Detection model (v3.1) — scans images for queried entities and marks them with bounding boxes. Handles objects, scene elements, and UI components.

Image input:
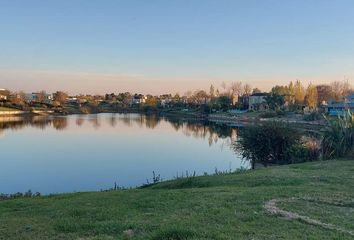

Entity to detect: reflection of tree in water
[52,117,68,130]
[108,114,117,127]
[0,114,238,148]
[121,114,133,127]
[88,115,100,129]
[0,116,51,131]
[76,117,85,126]
[144,115,160,129]
[163,116,238,147]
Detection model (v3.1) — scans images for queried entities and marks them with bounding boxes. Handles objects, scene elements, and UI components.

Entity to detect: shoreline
[0,108,328,128]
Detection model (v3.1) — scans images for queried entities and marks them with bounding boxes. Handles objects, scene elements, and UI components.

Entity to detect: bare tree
[243,83,252,96]
[229,81,243,97]
[36,91,47,103]
[193,90,209,104]
[209,84,215,99]
[330,79,352,101]
[221,81,227,94]
[53,91,68,106]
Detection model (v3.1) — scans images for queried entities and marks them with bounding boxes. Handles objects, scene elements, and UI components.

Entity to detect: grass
[0,107,18,112]
[0,160,354,239]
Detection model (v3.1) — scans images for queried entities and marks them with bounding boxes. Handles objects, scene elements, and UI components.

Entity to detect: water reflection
[0,113,245,194]
[0,114,238,147]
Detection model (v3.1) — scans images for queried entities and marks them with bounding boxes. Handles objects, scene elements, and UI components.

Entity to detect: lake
[0,113,247,194]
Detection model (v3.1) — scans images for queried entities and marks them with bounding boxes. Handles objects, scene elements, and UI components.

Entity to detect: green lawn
[0,160,353,239]
[0,107,18,112]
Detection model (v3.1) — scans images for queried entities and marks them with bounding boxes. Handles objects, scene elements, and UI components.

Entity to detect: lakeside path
[0,160,353,239]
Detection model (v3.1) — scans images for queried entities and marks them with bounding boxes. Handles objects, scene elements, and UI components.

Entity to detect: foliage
[288,143,320,163]
[216,95,231,111]
[235,122,301,168]
[303,111,322,121]
[265,93,285,110]
[322,111,354,158]
[330,79,352,102]
[53,91,68,106]
[305,83,318,109]
[294,80,306,104]
[259,111,278,118]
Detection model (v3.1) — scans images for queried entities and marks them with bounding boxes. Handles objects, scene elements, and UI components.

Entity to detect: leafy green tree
[265,93,285,110]
[217,95,231,111]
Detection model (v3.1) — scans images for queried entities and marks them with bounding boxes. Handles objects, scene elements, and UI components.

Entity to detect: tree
[53,91,68,106]
[252,88,261,94]
[193,90,209,105]
[209,85,215,99]
[9,91,26,106]
[294,80,305,104]
[330,79,352,102]
[265,93,285,110]
[36,91,47,103]
[316,84,332,105]
[217,95,231,111]
[229,81,243,97]
[221,81,227,94]
[271,85,289,96]
[305,83,318,109]
[243,84,252,96]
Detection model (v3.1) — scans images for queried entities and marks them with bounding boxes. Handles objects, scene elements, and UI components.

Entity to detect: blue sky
[0,0,354,94]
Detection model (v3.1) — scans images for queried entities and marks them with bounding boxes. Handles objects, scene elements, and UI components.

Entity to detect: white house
[25,93,53,103]
[248,93,269,111]
[131,95,147,104]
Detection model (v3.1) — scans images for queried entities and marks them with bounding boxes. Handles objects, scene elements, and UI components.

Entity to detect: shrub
[288,141,320,163]
[259,111,277,118]
[322,110,354,158]
[235,122,301,168]
[303,111,321,121]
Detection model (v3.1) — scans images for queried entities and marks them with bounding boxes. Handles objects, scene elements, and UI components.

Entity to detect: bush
[322,110,354,158]
[235,122,301,168]
[288,142,320,163]
[303,111,322,121]
[259,111,277,118]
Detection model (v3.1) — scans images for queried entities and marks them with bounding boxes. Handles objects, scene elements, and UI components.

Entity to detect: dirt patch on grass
[264,198,354,236]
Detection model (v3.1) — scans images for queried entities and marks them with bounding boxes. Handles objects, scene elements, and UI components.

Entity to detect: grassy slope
[0,160,353,240]
[0,107,18,112]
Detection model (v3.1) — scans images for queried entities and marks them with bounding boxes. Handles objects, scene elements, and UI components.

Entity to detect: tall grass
[322,110,354,158]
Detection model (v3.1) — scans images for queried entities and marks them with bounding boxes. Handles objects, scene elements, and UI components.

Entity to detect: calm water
[0,113,247,194]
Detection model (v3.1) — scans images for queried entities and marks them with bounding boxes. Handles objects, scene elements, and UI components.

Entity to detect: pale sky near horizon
[0,0,354,95]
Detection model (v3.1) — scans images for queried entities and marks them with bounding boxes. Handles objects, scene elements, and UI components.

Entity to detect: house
[25,93,53,103]
[248,93,269,111]
[326,93,354,116]
[159,94,174,108]
[131,94,147,105]
[0,88,9,100]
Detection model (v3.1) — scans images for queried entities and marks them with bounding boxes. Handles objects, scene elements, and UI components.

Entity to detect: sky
[0,0,354,95]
